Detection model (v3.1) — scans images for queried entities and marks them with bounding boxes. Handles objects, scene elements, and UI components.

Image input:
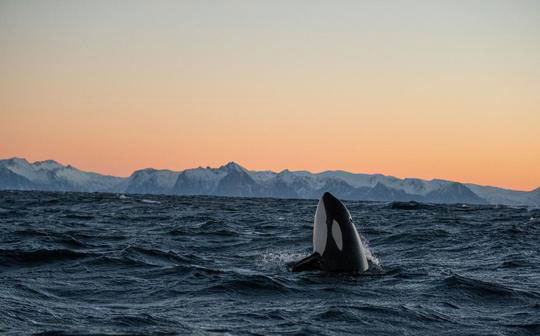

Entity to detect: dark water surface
[1,191,539,335]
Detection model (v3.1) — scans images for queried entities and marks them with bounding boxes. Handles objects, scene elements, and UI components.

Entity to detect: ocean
[0,190,539,335]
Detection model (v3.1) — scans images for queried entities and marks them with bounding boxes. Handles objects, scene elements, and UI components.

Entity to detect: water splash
[359,233,381,267]
[259,250,309,265]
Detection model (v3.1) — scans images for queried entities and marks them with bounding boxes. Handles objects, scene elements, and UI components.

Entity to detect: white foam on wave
[141,199,160,204]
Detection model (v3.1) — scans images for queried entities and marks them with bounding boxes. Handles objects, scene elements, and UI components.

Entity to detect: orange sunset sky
[1,1,539,191]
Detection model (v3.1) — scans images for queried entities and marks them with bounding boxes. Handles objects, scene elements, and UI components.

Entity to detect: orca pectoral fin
[288,252,322,272]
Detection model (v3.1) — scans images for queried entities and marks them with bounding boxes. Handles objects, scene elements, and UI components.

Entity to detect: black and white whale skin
[290,192,369,273]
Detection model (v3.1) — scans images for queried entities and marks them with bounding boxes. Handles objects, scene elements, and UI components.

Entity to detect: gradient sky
[1,1,539,190]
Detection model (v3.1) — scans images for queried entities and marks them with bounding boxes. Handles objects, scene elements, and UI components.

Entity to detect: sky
[1,1,539,191]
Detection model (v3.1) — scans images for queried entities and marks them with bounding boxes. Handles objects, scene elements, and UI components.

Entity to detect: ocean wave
[86,255,151,268]
[502,322,540,333]
[0,248,93,267]
[313,306,361,322]
[13,228,50,237]
[61,211,96,220]
[443,273,540,299]
[205,274,292,295]
[121,245,196,265]
[500,259,532,268]
[378,229,451,244]
[169,220,240,237]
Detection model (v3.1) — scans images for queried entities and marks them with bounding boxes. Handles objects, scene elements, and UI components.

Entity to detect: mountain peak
[34,160,64,170]
[219,161,246,172]
[35,159,59,164]
[5,157,29,165]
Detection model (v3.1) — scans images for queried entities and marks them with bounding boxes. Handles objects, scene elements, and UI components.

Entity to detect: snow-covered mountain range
[0,158,123,192]
[1,157,538,206]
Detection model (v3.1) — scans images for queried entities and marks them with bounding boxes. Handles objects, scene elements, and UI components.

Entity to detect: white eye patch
[332,220,343,251]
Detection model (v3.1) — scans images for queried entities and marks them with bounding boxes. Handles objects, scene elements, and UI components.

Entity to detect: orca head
[313,192,349,255]
[313,192,369,272]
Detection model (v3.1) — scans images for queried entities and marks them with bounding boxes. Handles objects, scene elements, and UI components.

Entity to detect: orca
[290,192,369,273]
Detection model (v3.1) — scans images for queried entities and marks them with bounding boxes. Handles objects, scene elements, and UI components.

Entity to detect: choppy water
[0,191,539,335]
